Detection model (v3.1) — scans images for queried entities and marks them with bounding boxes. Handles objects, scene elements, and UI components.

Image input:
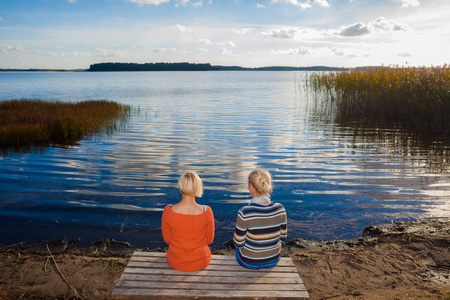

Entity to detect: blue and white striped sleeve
[233,210,247,249]
[280,207,287,242]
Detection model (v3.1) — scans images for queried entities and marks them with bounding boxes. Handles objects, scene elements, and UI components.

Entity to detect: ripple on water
[0,71,450,248]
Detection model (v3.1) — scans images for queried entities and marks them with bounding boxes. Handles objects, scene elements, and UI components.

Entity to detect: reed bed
[310,65,450,134]
[0,100,131,149]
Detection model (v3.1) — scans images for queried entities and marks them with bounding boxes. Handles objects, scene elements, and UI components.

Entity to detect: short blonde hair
[248,169,273,196]
[178,171,203,197]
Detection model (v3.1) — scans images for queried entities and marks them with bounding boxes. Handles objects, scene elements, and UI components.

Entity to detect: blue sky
[0,0,449,69]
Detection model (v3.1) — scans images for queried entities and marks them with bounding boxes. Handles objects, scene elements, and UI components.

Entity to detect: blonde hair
[248,169,273,196]
[178,171,203,197]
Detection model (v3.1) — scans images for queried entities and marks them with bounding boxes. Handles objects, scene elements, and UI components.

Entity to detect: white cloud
[173,24,191,33]
[270,0,311,9]
[262,27,299,38]
[332,47,345,56]
[95,48,112,57]
[399,0,420,8]
[68,0,76,3]
[371,17,409,32]
[338,22,370,36]
[271,0,330,9]
[258,17,409,43]
[313,0,329,7]
[337,17,410,37]
[220,48,232,55]
[0,46,26,54]
[127,0,170,5]
[154,47,177,52]
[398,52,412,57]
[257,4,266,8]
[95,48,130,57]
[174,0,203,7]
[198,38,213,45]
[271,45,368,59]
[235,28,255,35]
[71,51,85,58]
[271,46,312,55]
[183,37,235,49]
[183,37,214,45]
[217,41,235,47]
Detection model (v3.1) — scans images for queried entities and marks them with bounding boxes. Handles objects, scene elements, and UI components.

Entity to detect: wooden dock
[112,251,309,299]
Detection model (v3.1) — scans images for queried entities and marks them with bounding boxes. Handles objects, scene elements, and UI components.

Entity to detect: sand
[0,218,448,300]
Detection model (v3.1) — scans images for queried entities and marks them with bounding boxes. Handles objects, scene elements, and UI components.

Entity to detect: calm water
[0,71,449,249]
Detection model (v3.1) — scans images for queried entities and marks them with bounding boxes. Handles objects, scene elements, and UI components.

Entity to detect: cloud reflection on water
[0,71,449,247]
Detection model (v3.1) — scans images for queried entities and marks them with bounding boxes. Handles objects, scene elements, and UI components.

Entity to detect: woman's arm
[280,207,288,242]
[205,206,215,244]
[233,210,247,249]
[161,206,171,244]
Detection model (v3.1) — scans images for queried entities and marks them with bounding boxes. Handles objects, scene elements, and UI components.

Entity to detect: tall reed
[310,65,450,134]
[0,100,131,148]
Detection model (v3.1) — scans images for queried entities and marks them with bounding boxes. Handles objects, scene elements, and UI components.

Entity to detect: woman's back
[170,202,204,215]
[234,202,287,262]
[162,204,214,272]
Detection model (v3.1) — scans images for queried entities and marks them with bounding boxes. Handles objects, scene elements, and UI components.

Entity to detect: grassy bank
[0,100,131,150]
[310,65,450,134]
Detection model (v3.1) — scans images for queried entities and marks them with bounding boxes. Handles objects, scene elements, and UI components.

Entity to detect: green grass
[309,65,450,135]
[0,99,131,149]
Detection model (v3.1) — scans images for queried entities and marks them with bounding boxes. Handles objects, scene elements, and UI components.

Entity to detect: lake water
[0,71,449,249]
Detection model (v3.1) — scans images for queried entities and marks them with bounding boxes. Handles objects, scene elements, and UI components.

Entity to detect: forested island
[87,62,346,72]
[88,62,220,72]
[0,63,347,72]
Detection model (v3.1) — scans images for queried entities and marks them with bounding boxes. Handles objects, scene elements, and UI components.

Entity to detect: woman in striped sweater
[233,169,287,269]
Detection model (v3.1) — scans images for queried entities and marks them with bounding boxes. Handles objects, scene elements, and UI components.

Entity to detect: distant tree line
[88,62,348,72]
[219,66,346,71]
[88,62,220,72]
[0,63,349,73]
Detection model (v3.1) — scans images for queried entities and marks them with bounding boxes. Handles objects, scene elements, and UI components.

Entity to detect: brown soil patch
[0,219,448,300]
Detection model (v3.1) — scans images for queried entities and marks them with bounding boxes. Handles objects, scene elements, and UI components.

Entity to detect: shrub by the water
[0,100,131,148]
[310,65,450,134]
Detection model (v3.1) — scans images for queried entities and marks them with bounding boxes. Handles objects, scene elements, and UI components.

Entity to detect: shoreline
[1,217,449,299]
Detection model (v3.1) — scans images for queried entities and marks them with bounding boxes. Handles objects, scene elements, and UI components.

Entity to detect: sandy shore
[0,218,448,300]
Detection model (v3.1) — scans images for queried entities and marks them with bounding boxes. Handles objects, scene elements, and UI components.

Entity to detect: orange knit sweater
[161,205,215,272]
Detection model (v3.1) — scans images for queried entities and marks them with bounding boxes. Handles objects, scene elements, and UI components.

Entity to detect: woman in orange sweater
[161,171,215,272]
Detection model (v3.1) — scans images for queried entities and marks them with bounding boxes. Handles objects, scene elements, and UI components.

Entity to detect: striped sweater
[233,202,287,263]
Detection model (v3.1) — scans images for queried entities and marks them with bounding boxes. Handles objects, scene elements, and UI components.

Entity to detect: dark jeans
[235,249,280,270]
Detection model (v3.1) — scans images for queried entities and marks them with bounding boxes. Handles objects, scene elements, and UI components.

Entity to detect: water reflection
[0,71,449,248]
[307,88,450,175]
[68,201,164,212]
[334,126,450,173]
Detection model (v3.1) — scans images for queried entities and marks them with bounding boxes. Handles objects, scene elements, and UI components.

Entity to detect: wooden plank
[112,251,309,299]
[125,261,299,273]
[118,274,305,285]
[133,252,294,262]
[112,288,309,299]
[132,251,166,257]
[122,267,301,278]
[130,256,295,267]
[117,280,305,291]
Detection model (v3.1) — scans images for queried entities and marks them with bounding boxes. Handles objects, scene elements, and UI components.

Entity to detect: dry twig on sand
[0,242,25,250]
[46,243,84,300]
